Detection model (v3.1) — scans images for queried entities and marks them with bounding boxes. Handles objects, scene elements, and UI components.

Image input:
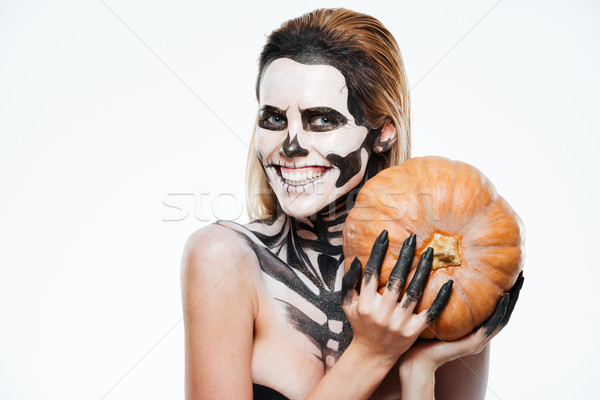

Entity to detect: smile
[268,162,332,190]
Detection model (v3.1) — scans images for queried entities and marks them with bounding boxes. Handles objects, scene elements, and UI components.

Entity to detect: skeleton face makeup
[255,58,374,218]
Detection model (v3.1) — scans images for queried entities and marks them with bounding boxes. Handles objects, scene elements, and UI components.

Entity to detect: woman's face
[255,58,372,218]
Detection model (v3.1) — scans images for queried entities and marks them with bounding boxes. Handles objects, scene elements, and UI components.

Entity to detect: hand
[341,230,454,366]
[399,272,524,373]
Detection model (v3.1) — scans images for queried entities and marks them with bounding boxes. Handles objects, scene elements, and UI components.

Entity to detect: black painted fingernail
[378,230,389,243]
[407,234,416,247]
[424,247,434,259]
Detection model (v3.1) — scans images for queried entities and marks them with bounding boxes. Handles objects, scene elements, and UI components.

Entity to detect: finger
[341,257,362,306]
[384,234,416,296]
[402,247,434,310]
[425,279,453,324]
[500,271,524,327]
[482,293,509,336]
[363,230,389,287]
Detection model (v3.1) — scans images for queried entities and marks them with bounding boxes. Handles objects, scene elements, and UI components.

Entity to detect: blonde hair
[246,8,411,220]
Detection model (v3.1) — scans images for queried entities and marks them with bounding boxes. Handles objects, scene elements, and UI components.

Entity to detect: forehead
[259,58,349,112]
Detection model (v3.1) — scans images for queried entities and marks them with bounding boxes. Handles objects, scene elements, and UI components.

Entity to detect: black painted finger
[363,230,389,285]
[341,257,362,305]
[482,293,509,336]
[402,247,434,309]
[501,272,524,327]
[385,234,416,295]
[426,280,453,324]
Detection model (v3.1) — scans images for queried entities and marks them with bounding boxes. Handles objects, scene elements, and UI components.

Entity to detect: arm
[435,346,490,400]
[181,225,258,399]
[398,345,490,400]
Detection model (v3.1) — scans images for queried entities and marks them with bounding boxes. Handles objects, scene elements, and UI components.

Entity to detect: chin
[278,196,332,219]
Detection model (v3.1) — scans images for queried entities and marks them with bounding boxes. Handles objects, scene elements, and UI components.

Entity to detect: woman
[181,8,522,399]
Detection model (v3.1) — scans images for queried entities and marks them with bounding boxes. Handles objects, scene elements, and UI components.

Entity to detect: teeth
[281,169,326,186]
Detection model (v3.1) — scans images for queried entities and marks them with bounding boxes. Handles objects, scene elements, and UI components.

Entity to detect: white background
[1,0,598,399]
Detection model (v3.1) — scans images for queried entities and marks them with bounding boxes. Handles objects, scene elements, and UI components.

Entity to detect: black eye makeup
[258,105,288,131]
[301,107,348,132]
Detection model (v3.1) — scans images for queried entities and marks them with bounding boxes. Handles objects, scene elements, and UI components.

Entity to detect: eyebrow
[300,106,348,122]
[259,105,288,115]
[299,106,344,115]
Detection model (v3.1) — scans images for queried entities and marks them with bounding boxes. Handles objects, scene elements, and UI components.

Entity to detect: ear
[373,119,397,153]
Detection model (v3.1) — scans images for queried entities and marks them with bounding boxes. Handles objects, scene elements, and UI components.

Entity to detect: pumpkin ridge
[459,195,498,240]
[462,246,520,287]
[462,268,494,334]
[448,162,496,232]
[462,197,523,248]
[455,279,476,334]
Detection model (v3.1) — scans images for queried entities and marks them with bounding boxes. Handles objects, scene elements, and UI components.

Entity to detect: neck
[288,189,354,252]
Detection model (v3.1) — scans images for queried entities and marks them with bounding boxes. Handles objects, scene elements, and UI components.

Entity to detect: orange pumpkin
[343,156,524,340]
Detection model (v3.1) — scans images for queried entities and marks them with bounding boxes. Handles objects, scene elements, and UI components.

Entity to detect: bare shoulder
[183,222,255,268]
[181,222,260,304]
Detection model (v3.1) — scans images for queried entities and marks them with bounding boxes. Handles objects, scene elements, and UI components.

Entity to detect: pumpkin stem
[427,232,462,270]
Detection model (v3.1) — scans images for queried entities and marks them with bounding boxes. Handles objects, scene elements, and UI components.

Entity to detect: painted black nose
[279,132,309,158]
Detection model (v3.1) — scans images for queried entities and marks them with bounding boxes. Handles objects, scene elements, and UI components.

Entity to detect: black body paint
[403,247,434,309]
[224,220,352,367]
[326,127,382,188]
[363,230,388,285]
[279,132,309,158]
[346,93,366,126]
[326,150,363,188]
[426,280,453,324]
[217,197,355,368]
[385,234,416,294]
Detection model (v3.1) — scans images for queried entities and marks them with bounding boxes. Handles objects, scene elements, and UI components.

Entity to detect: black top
[252,383,290,400]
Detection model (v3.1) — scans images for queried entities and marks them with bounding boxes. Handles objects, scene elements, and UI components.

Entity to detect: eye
[301,107,348,132]
[312,117,333,127]
[268,115,285,126]
[258,109,287,131]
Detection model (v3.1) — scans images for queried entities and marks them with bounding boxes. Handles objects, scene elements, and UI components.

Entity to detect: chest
[250,267,349,399]
[251,276,401,400]
[238,222,400,399]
